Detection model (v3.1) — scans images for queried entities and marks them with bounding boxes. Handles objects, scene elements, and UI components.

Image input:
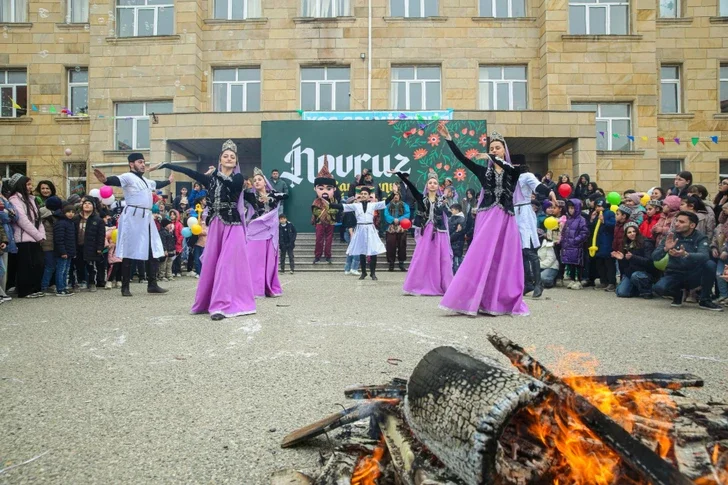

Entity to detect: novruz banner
[261,119,487,232]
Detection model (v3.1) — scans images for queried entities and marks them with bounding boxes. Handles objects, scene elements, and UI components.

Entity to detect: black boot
[146,258,168,294]
[211,313,225,321]
[530,250,544,299]
[370,256,378,281]
[359,255,367,280]
[398,262,407,272]
[121,258,133,297]
[388,263,394,272]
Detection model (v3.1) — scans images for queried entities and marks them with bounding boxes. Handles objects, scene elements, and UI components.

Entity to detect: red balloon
[558,183,572,198]
[400,218,412,230]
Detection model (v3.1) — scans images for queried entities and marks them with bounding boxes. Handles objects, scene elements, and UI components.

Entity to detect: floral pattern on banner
[389,120,488,193]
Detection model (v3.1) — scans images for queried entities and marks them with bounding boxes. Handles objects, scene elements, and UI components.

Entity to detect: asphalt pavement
[1,271,726,484]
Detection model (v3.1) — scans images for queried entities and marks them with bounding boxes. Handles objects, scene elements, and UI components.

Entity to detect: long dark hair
[684,195,707,213]
[35,180,56,199]
[652,187,666,200]
[713,178,728,206]
[11,176,40,229]
[623,224,645,250]
[465,188,476,201]
[688,184,708,201]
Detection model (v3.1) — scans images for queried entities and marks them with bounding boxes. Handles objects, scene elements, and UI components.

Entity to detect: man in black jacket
[279,214,297,274]
[652,211,722,311]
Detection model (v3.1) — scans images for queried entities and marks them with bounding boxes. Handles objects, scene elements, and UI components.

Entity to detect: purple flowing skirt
[247,238,282,298]
[191,218,256,317]
[439,207,529,316]
[403,223,453,296]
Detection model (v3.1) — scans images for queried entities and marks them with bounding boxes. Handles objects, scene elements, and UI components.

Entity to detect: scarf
[387,201,405,218]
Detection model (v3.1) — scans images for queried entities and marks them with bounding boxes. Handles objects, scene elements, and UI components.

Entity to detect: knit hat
[62,204,75,213]
[67,194,81,205]
[8,173,23,189]
[626,193,643,205]
[542,200,553,210]
[128,152,145,163]
[44,195,62,211]
[160,218,172,228]
[617,204,634,215]
[39,207,52,220]
[647,199,663,208]
[595,198,608,208]
[624,221,640,233]
[180,196,189,206]
[663,195,681,212]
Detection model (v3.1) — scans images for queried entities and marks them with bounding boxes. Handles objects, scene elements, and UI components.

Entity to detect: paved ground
[1,271,726,484]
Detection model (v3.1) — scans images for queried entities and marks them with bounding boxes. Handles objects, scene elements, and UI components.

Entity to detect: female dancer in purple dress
[153,140,256,320]
[390,170,453,296]
[244,167,287,298]
[437,123,529,316]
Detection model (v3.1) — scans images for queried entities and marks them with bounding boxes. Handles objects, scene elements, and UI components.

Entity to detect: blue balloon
[189,211,197,218]
[181,227,192,238]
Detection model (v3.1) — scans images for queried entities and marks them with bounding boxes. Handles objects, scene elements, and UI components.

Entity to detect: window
[301,0,349,17]
[0,0,27,22]
[720,160,728,180]
[0,162,26,183]
[300,67,350,111]
[391,0,437,17]
[721,64,728,113]
[479,0,525,17]
[569,0,628,35]
[659,0,678,18]
[479,66,527,110]
[117,0,174,37]
[66,163,87,197]
[0,70,27,118]
[213,68,260,112]
[213,0,260,19]
[67,0,88,22]
[68,68,88,116]
[115,101,172,150]
[722,0,728,16]
[660,159,682,190]
[391,66,441,110]
[572,102,631,151]
[660,65,680,114]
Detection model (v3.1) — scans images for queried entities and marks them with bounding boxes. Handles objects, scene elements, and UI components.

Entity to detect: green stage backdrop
[261,119,487,232]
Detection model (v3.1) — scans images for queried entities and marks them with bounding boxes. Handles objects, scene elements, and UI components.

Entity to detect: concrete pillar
[571,137,597,180]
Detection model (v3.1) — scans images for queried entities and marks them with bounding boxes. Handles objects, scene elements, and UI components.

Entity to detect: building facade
[1,0,727,197]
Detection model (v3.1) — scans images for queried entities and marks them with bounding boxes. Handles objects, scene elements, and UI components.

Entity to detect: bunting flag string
[595,131,719,146]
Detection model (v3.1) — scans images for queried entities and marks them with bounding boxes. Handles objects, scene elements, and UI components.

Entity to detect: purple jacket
[560,199,589,265]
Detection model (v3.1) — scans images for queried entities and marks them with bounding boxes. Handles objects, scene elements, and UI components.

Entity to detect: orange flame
[351,438,386,485]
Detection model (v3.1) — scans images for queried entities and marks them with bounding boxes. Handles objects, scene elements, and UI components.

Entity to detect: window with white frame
[719,160,728,180]
[391,66,441,111]
[213,0,260,20]
[66,163,87,197]
[0,162,26,183]
[391,0,437,17]
[67,0,88,22]
[0,70,27,118]
[572,102,632,151]
[659,0,678,18]
[660,65,681,114]
[117,0,174,37]
[479,66,527,110]
[721,64,728,113]
[660,159,682,190]
[479,0,525,17]
[0,0,27,22]
[68,68,88,116]
[721,0,727,16]
[569,0,628,35]
[300,67,350,111]
[213,68,261,112]
[115,101,172,150]
[302,0,349,17]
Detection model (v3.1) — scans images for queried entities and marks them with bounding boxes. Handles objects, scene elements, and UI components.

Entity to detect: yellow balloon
[191,224,203,236]
[110,229,118,243]
[640,194,650,206]
[610,204,619,212]
[544,216,559,231]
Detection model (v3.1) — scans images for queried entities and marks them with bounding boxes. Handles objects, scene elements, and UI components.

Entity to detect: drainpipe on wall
[367,0,372,110]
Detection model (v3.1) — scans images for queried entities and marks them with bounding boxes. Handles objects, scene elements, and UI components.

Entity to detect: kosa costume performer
[438,126,529,316]
[394,170,453,296]
[244,167,287,298]
[154,140,256,320]
[336,186,386,280]
[311,157,339,264]
[93,152,171,297]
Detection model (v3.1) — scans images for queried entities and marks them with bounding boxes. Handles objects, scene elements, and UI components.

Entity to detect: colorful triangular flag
[9,98,21,110]
[613,133,620,138]
[31,104,38,112]
[398,113,407,119]
[415,114,424,121]
[658,137,665,145]
[49,105,57,114]
[711,136,719,144]
[296,109,303,116]
[432,115,440,121]
[98,114,104,118]
[641,136,648,141]
[599,131,605,137]
[691,137,699,146]
[674,137,680,145]
[627,135,635,142]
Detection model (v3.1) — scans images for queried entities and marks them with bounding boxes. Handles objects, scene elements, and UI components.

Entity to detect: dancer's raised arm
[389,171,425,212]
[156,163,211,187]
[437,123,487,186]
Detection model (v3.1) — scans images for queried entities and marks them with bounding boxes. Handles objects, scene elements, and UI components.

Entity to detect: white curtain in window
[303,0,316,16]
[71,0,89,22]
[320,0,332,16]
[15,0,26,21]
[247,0,261,17]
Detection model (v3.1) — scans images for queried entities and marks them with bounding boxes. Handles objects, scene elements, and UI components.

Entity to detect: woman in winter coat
[681,195,715,236]
[0,191,18,297]
[612,222,657,299]
[34,180,57,208]
[74,196,106,292]
[168,209,184,277]
[8,174,46,298]
[651,195,681,247]
[711,204,728,303]
[573,174,591,201]
[559,199,590,289]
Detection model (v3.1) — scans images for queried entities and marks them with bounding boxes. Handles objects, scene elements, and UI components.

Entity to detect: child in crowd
[105,224,122,289]
[279,214,297,274]
[75,196,106,292]
[612,222,657,299]
[589,199,616,290]
[341,204,361,276]
[449,203,466,274]
[652,195,681,247]
[640,200,662,240]
[559,199,589,289]
[193,218,207,278]
[39,196,61,293]
[53,204,77,297]
[0,218,8,303]
[623,193,645,224]
[159,219,176,282]
[538,228,560,288]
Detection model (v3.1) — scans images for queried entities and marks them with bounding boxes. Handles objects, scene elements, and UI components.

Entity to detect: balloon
[110,229,118,243]
[544,216,559,231]
[191,224,203,236]
[102,195,115,206]
[640,194,650,206]
[187,217,198,228]
[654,254,669,271]
[181,227,192,238]
[610,204,619,212]
[400,218,412,230]
[188,211,197,219]
[558,183,571,198]
[89,188,101,199]
[64,148,72,156]
[607,191,621,206]
[99,186,113,199]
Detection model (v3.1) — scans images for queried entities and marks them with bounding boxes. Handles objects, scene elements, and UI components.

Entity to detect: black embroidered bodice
[395,172,450,231]
[243,191,288,219]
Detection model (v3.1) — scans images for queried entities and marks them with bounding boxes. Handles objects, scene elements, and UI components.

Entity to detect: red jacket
[639,214,659,240]
[173,220,183,253]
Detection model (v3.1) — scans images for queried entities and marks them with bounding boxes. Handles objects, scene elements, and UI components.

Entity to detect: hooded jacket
[39,207,55,252]
[573,174,591,201]
[53,215,77,259]
[652,229,710,275]
[74,212,106,262]
[639,212,660,240]
[9,193,45,244]
[590,206,616,259]
[560,199,589,265]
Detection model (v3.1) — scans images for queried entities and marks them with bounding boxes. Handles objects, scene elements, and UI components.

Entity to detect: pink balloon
[99,186,113,199]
